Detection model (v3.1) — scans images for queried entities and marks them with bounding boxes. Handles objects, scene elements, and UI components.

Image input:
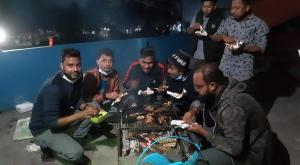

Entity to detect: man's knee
[64,146,84,161]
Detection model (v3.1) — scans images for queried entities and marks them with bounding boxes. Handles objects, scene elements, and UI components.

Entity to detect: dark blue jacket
[29,72,82,136]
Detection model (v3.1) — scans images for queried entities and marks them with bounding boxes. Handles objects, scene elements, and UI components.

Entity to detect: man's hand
[187,123,208,137]
[156,84,168,94]
[222,35,236,44]
[79,106,99,118]
[183,108,198,124]
[57,106,99,127]
[128,79,139,90]
[190,23,201,30]
[187,23,201,34]
[93,94,104,103]
[106,92,119,100]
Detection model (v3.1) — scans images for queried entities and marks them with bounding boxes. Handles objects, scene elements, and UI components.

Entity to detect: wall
[0,34,191,110]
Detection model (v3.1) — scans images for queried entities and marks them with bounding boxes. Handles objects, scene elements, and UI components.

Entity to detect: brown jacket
[82,67,120,102]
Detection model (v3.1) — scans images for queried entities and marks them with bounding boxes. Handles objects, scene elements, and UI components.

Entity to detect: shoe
[82,142,97,151]
[122,148,130,156]
[73,154,92,165]
[41,147,55,162]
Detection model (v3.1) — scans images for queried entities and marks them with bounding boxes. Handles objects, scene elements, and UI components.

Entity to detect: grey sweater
[205,79,271,165]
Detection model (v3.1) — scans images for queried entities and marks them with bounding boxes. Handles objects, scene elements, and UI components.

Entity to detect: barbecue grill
[107,92,180,164]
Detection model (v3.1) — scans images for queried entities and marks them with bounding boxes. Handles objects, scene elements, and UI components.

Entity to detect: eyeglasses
[194,84,204,91]
[194,82,209,91]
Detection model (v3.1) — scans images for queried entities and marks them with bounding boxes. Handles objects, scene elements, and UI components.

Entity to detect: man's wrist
[205,132,215,142]
[189,108,198,115]
[80,103,88,111]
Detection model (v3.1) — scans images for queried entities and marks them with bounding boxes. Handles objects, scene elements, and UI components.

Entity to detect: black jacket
[191,9,225,62]
[123,61,164,91]
[166,70,198,114]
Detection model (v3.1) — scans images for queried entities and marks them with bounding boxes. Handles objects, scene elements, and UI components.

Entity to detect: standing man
[123,47,164,91]
[184,63,271,165]
[29,48,98,164]
[210,0,269,81]
[187,0,224,68]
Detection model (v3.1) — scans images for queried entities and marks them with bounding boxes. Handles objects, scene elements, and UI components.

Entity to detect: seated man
[29,48,98,164]
[158,50,200,116]
[123,47,164,91]
[184,63,271,165]
[82,48,120,109]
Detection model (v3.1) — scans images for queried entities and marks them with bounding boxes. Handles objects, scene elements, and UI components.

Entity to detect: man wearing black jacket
[158,50,200,116]
[29,48,98,164]
[187,0,224,68]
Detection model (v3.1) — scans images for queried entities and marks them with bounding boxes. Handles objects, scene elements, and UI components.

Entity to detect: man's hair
[195,63,227,85]
[202,0,217,5]
[240,0,254,5]
[140,47,156,58]
[97,48,114,60]
[61,48,81,62]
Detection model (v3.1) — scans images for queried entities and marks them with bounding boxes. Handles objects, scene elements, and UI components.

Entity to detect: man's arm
[187,22,201,34]
[242,45,264,55]
[57,106,98,127]
[183,100,203,124]
[188,104,248,156]
[244,21,269,56]
[82,71,104,102]
[42,86,98,128]
[105,73,121,100]
[206,105,247,156]
[209,19,229,43]
[209,34,224,42]
[123,62,139,89]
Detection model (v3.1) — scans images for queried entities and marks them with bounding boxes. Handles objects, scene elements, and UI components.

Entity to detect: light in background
[0,27,7,44]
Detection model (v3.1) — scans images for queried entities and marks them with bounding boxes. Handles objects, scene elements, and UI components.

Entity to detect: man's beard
[64,71,81,81]
[199,92,216,108]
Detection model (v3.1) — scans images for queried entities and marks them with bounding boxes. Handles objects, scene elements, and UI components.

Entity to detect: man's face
[61,56,81,80]
[97,54,113,71]
[167,64,182,79]
[231,0,250,21]
[139,56,155,73]
[202,1,216,17]
[193,72,210,97]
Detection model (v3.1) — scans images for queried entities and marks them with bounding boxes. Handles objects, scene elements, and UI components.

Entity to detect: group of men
[29,0,272,164]
[188,0,268,82]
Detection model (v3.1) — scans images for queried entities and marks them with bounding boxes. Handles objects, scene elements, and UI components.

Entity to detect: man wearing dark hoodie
[158,50,200,116]
[184,63,271,165]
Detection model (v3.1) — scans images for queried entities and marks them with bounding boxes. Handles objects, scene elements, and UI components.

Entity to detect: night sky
[0,0,232,33]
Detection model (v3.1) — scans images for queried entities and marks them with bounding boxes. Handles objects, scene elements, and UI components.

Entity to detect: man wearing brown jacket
[82,48,120,104]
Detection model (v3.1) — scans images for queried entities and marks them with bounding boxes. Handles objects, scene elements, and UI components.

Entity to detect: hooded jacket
[204,79,271,165]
